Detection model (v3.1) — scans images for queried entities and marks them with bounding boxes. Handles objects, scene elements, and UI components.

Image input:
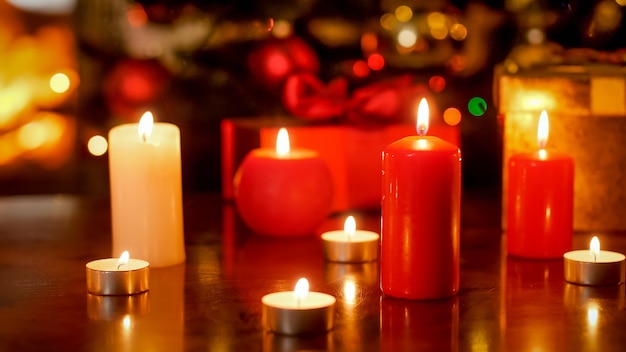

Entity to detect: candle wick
[593,252,597,263]
[142,133,147,143]
[117,263,125,270]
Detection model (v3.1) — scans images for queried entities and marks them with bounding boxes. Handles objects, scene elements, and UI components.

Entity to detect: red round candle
[507,111,574,258]
[381,98,462,300]
[234,128,333,236]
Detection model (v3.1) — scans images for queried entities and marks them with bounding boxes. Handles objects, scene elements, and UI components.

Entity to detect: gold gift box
[495,63,626,231]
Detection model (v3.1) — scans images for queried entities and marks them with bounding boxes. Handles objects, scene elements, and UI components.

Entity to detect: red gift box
[221,117,460,212]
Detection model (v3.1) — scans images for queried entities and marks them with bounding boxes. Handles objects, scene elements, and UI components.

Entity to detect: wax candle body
[321,230,379,262]
[234,148,333,236]
[507,150,574,258]
[381,136,461,299]
[109,123,185,267]
[564,250,625,286]
[262,291,336,335]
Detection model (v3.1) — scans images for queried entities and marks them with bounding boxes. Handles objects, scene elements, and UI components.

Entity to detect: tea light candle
[564,236,626,286]
[507,110,574,258]
[381,98,461,300]
[108,111,185,267]
[262,278,336,335]
[321,216,379,262]
[234,128,333,236]
[86,251,150,295]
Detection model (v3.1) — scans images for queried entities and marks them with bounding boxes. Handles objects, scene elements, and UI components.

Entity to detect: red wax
[506,149,574,258]
[381,136,461,299]
[234,148,333,236]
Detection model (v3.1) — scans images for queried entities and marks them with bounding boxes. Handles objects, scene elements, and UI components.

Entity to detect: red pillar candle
[234,128,333,236]
[507,110,574,258]
[381,98,462,300]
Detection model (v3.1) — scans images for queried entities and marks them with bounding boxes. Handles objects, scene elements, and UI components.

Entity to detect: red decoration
[247,37,320,92]
[345,75,436,124]
[281,73,347,121]
[103,58,171,120]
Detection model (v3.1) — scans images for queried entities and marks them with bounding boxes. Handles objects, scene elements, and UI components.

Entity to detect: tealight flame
[294,278,309,306]
[590,236,600,262]
[537,110,549,150]
[138,111,154,142]
[416,98,429,136]
[116,251,130,270]
[344,216,356,240]
[276,128,290,157]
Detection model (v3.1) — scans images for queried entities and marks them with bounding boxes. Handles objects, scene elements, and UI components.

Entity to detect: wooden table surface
[1,190,625,351]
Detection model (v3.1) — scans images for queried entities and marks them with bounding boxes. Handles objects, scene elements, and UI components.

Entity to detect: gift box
[495,63,626,231]
[221,117,460,212]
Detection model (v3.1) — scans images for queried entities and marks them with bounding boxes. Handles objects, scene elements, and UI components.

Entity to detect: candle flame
[116,251,130,270]
[294,277,309,304]
[590,236,600,262]
[138,111,154,142]
[344,216,356,240]
[416,98,429,136]
[276,128,290,157]
[537,110,549,150]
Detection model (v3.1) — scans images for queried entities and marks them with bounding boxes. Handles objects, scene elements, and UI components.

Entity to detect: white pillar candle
[321,216,379,262]
[564,236,626,286]
[108,112,185,267]
[262,278,336,335]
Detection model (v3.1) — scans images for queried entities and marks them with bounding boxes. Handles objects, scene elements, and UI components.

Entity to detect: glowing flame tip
[416,98,429,136]
[294,278,309,301]
[116,251,130,269]
[537,110,549,149]
[276,128,290,156]
[590,236,600,262]
[138,111,154,142]
[344,216,356,237]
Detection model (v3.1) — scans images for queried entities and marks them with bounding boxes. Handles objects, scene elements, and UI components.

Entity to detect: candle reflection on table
[86,264,185,351]
[380,295,459,352]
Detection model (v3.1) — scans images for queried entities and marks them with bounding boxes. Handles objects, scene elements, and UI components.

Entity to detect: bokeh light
[526,28,544,45]
[618,0,626,6]
[352,60,370,78]
[468,97,488,117]
[380,13,397,31]
[271,19,291,38]
[443,107,462,125]
[88,135,108,156]
[126,4,147,27]
[450,23,467,41]
[49,72,70,93]
[397,28,417,48]
[367,53,384,70]
[361,32,378,53]
[395,6,413,22]
[427,12,449,39]
[428,75,446,92]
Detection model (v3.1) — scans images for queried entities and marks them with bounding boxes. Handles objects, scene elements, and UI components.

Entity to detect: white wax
[564,250,625,263]
[321,230,379,243]
[86,258,150,272]
[262,291,336,310]
[108,122,185,267]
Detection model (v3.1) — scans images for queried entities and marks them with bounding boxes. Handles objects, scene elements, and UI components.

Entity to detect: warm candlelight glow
[590,236,600,262]
[294,278,309,306]
[587,302,599,328]
[138,111,154,142]
[537,110,549,150]
[343,278,356,304]
[276,127,290,157]
[344,216,356,239]
[116,250,130,269]
[416,98,429,136]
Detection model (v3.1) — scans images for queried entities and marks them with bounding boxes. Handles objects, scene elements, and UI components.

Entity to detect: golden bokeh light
[87,135,108,156]
[395,6,413,22]
[49,72,70,93]
[380,13,397,31]
[397,28,417,48]
[450,23,467,41]
[271,19,292,38]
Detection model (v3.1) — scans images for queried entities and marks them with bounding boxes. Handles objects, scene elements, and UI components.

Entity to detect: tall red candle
[234,128,333,236]
[507,110,574,258]
[381,98,461,300]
